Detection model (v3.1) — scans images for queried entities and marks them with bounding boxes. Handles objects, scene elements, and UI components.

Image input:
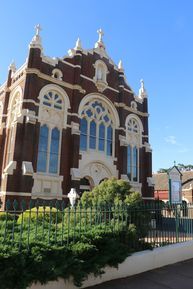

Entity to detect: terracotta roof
[153,171,193,191]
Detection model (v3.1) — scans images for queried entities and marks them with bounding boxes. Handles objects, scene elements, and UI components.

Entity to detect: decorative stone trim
[80,74,119,93]
[130,182,142,194]
[120,174,129,181]
[71,122,80,135]
[144,142,152,153]
[26,68,86,94]
[25,109,36,124]
[3,161,17,175]
[0,191,32,197]
[70,168,81,181]
[22,161,34,176]
[119,135,127,146]
[32,173,63,197]
[147,177,155,187]
[114,102,149,117]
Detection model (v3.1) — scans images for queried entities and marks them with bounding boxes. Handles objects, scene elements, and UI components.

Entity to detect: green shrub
[17,207,62,225]
[0,212,14,221]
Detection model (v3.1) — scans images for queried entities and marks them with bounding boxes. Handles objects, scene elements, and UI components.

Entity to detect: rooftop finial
[138,79,147,98]
[97,28,104,43]
[29,24,43,50]
[74,37,82,51]
[35,24,42,36]
[118,60,124,72]
[9,60,16,73]
[95,28,105,49]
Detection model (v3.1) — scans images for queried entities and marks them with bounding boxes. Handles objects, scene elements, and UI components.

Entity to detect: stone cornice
[25,68,86,94]
[114,102,149,117]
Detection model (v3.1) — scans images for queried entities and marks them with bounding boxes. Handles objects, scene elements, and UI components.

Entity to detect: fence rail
[0,200,193,251]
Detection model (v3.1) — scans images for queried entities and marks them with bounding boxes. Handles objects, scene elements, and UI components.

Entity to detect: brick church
[0,25,154,207]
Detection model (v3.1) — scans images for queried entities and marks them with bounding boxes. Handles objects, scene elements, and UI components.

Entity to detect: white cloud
[177,148,189,153]
[165,135,177,145]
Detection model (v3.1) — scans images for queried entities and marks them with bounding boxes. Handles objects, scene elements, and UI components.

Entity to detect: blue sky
[0,0,193,172]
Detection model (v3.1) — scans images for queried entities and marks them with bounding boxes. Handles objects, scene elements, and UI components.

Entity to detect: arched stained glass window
[37,125,49,172]
[49,128,60,174]
[37,126,60,174]
[126,116,141,183]
[133,146,138,182]
[80,100,114,156]
[127,145,139,182]
[106,125,112,156]
[98,123,105,151]
[127,118,139,133]
[127,145,138,182]
[80,118,88,151]
[89,120,96,149]
[43,91,63,110]
[127,145,131,180]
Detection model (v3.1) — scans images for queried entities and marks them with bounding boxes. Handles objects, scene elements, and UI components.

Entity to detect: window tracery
[43,91,63,110]
[127,118,139,133]
[80,100,114,156]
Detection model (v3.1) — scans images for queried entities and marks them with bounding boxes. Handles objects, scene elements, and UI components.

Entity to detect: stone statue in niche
[97,66,103,81]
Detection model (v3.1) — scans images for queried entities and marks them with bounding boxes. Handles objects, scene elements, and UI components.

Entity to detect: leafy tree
[157,163,193,173]
[80,178,142,207]
[157,168,169,173]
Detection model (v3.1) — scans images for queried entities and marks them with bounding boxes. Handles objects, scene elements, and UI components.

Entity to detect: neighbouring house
[0,25,154,208]
[153,171,193,203]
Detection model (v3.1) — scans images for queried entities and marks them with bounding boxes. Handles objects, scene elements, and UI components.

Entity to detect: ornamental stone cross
[97,28,104,42]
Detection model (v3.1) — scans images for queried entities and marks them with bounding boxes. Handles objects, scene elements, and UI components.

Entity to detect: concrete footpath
[86,258,193,289]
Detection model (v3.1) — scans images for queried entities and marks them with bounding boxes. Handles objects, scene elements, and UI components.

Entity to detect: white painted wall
[28,240,193,289]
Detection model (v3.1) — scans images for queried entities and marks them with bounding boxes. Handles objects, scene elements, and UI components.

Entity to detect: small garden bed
[0,179,151,289]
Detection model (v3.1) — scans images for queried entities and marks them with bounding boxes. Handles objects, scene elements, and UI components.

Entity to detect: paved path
[87,259,193,289]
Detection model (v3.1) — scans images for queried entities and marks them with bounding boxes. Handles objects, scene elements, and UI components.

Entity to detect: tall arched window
[89,120,96,149]
[6,89,22,164]
[80,100,114,156]
[49,128,60,174]
[80,118,88,150]
[37,125,49,172]
[37,125,60,174]
[98,123,105,151]
[107,125,112,156]
[126,116,142,183]
[37,87,65,175]
[7,90,22,127]
[127,145,138,182]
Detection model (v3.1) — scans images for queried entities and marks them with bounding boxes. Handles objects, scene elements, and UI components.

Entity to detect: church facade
[0,26,154,207]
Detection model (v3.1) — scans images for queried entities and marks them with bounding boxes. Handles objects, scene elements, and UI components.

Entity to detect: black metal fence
[0,200,193,251]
